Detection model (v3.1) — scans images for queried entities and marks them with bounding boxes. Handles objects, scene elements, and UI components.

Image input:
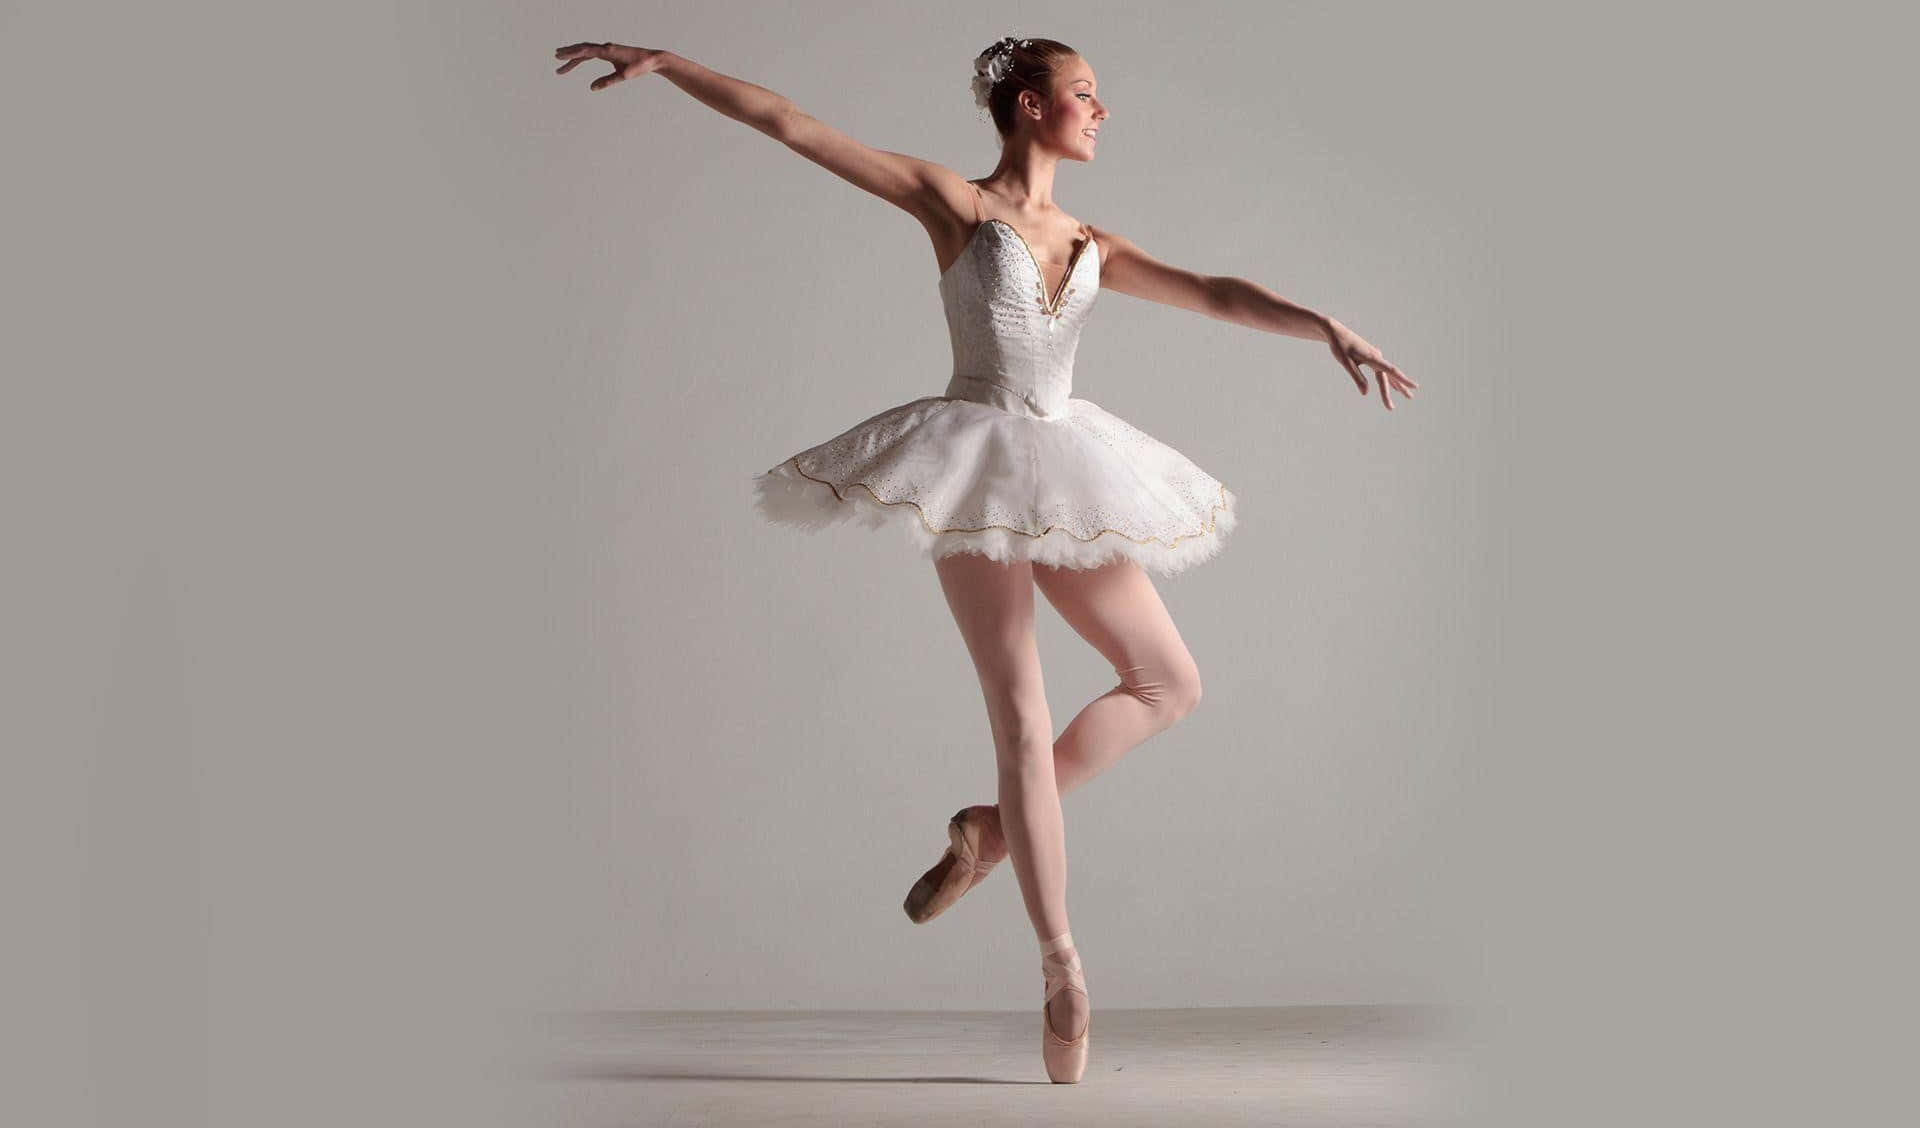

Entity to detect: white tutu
[752,200,1240,578]
[754,394,1237,576]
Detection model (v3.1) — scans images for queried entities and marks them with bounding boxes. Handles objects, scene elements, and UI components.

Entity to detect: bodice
[936,219,1101,422]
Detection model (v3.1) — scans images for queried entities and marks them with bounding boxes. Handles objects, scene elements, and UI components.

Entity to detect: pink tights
[932,551,1204,952]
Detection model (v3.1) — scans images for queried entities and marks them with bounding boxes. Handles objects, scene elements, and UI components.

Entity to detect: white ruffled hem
[751,461,1239,578]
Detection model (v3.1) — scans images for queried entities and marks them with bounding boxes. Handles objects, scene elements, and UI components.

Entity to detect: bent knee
[1117,658,1203,720]
[1168,664,1203,719]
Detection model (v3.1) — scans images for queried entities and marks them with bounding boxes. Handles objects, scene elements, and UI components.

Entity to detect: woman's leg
[960,557,1204,866]
[1032,557,1205,794]
[932,551,1070,949]
[933,551,1092,1040]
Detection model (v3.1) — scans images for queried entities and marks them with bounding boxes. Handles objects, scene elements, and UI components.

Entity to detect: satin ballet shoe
[1040,930,1090,1083]
[902,805,1002,924]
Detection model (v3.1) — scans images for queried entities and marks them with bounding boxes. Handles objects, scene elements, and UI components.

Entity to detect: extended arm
[555,43,964,228]
[1091,224,1417,410]
[1092,225,1329,341]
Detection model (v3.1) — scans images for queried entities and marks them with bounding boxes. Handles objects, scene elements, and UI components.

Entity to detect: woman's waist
[941,371,1071,422]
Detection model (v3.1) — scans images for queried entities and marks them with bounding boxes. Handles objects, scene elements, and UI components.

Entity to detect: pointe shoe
[902,806,1002,924]
[1040,930,1090,1083]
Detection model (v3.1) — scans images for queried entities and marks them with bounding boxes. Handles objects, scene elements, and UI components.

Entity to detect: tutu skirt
[752,393,1238,577]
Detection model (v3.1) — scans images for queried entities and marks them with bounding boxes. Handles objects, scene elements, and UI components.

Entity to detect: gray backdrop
[12,2,1908,1126]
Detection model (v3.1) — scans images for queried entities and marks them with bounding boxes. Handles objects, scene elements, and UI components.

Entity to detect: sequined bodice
[936,219,1100,422]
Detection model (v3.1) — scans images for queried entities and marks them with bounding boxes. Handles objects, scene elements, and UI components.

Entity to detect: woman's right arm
[555,42,962,229]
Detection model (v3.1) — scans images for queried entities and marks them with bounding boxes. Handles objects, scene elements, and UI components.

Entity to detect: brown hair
[974,37,1080,141]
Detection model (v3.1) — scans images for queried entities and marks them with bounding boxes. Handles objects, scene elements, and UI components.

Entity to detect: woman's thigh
[1031,558,1202,712]
[933,551,1051,749]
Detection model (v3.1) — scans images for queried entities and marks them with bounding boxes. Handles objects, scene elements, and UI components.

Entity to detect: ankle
[1040,929,1079,963]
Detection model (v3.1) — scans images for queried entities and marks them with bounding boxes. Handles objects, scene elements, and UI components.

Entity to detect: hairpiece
[970,36,1034,114]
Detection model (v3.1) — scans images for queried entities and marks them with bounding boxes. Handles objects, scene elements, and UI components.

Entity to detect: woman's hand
[1324,317,1417,412]
[553,42,671,91]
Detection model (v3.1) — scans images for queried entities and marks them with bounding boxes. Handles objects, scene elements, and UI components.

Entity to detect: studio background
[13,2,1903,1127]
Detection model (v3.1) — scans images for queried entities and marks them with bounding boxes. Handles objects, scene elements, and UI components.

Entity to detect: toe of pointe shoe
[1041,937,1089,1082]
[1043,1012,1090,1083]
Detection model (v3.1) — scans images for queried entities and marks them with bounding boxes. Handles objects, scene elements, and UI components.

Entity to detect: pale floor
[508,1005,1484,1126]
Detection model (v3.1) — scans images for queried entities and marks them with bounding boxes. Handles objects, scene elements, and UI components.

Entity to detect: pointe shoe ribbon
[1040,930,1090,1083]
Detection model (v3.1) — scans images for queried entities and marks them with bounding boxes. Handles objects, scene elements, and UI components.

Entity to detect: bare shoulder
[919,170,995,276]
[1083,221,1133,280]
[919,167,985,233]
[1083,221,1133,258]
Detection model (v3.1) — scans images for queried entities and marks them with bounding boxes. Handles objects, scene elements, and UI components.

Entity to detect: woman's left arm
[1092,224,1418,411]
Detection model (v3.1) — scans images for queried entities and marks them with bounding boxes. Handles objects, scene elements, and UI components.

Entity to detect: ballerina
[555,33,1415,1084]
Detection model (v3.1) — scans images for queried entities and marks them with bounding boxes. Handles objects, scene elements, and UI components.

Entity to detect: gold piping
[978,218,1095,316]
[772,456,1232,549]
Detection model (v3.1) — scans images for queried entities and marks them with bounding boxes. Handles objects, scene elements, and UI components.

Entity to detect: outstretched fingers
[553,42,608,73]
[553,42,639,90]
[1332,335,1415,413]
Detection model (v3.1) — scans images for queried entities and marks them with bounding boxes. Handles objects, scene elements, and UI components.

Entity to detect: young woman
[555,34,1414,1084]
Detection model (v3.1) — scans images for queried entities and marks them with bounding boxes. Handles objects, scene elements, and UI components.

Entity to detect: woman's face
[1028,55,1106,159]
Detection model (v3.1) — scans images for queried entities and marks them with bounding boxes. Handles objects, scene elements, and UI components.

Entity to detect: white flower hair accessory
[970,36,1032,115]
